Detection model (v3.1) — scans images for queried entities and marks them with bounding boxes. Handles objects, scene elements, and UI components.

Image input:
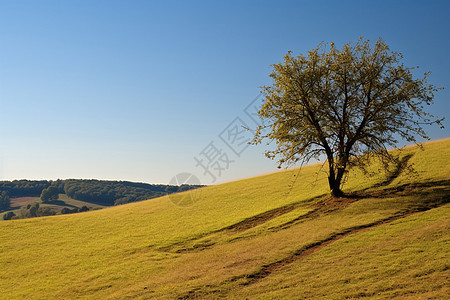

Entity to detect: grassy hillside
[0,139,449,299]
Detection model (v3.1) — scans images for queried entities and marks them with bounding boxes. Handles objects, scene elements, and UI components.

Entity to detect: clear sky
[0,0,449,185]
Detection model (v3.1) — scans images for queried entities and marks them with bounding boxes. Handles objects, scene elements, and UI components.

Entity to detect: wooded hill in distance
[0,179,203,206]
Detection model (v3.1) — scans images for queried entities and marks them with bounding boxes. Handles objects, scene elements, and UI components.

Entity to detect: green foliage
[28,202,39,217]
[60,206,89,215]
[0,180,51,197]
[254,38,444,196]
[0,179,203,207]
[63,179,202,206]
[40,186,59,203]
[2,211,15,220]
[35,207,56,217]
[61,207,73,214]
[60,207,85,214]
[15,202,56,219]
[0,191,10,211]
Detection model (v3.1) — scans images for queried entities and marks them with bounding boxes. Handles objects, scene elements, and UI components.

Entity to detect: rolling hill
[0,139,449,299]
[0,179,203,220]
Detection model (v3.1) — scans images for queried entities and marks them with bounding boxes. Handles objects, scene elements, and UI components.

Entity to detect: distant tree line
[0,179,203,206]
[0,191,11,211]
[0,180,51,197]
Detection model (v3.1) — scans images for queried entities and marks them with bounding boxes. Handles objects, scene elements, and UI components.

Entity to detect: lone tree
[40,186,59,203]
[253,38,443,197]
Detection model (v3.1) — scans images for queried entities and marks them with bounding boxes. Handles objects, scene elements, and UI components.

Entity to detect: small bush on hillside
[3,211,15,220]
[27,203,40,217]
[14,203,56,219]
[36,207,56,217]
[61,207,80,214]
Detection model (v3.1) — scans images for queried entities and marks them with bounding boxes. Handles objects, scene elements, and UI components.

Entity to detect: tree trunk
[327,155,346,197]
[328,165,345,197]
[329,176,344,197]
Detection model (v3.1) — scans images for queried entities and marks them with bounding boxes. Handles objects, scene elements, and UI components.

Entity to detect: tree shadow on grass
[175,179,450,299]
[44,200,79,209]
[370,153,415,189]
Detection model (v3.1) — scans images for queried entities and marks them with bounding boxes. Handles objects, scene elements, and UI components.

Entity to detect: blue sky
[0,0,449,185]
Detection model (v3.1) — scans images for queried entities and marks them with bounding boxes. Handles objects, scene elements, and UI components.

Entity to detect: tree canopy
[0,191,10,211]
[40,186,59,203]
[253,38,444,197]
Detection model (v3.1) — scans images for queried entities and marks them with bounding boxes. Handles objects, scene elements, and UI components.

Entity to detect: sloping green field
[0,139,449,299]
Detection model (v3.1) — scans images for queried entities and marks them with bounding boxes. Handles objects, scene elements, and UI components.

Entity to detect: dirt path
[176,192,449,299]
[162,179,450,254]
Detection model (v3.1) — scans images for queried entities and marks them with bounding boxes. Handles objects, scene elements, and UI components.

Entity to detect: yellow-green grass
[0,139,449,299]
[230,204,449,299]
